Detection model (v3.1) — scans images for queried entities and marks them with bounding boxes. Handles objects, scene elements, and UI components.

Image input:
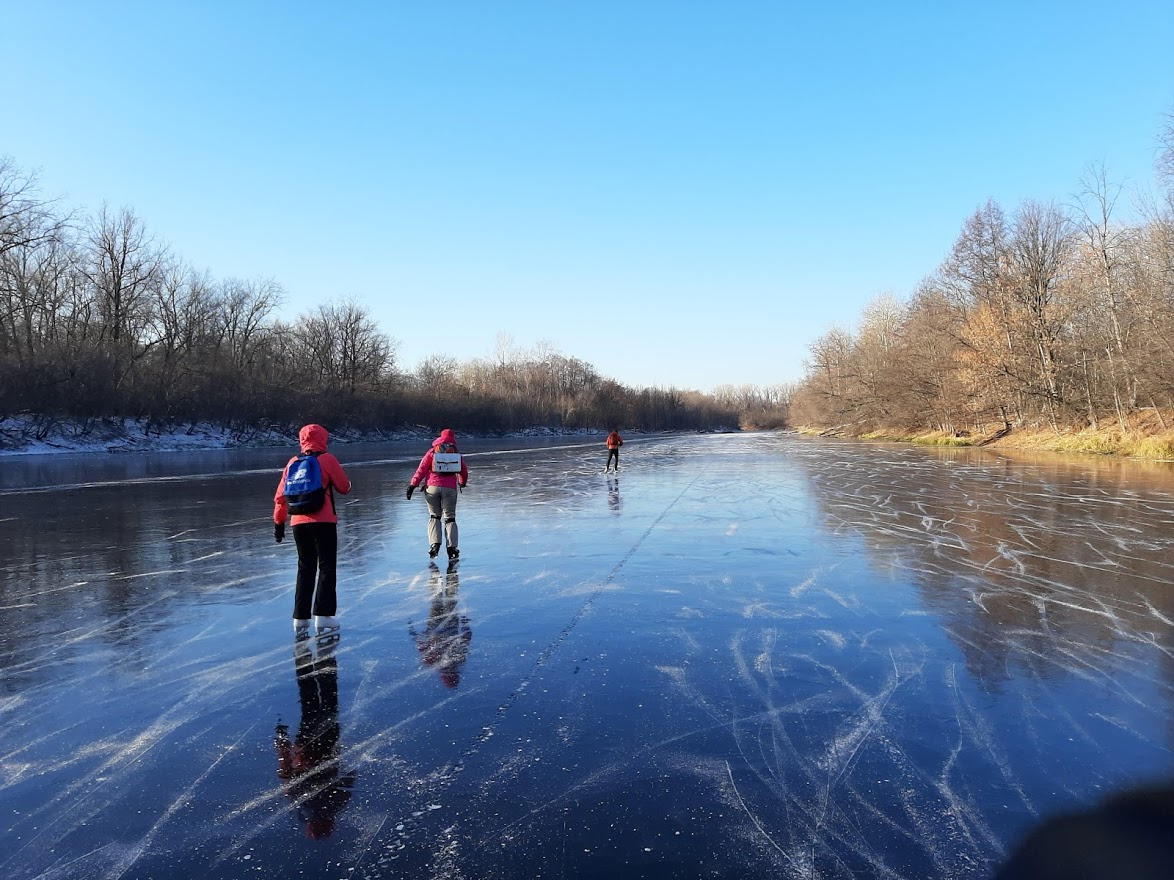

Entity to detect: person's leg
[292,524,318,624]
[442,487,459,555]
[425,487,443,552]
[311,522,338,618]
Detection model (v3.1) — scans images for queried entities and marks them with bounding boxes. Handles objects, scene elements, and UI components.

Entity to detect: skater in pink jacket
[406,429,468,560]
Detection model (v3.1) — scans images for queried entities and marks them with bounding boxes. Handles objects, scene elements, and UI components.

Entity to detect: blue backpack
[283,453,327,515]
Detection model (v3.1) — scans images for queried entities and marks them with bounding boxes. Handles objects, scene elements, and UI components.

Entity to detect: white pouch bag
[431,452,463,474]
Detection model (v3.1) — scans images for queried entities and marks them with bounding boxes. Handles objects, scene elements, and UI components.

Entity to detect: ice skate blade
[315,629,340,651]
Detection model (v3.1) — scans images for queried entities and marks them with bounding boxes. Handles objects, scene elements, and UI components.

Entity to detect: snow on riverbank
[0,416,608,456]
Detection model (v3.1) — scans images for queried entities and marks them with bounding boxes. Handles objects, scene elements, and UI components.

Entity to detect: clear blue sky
[3,2,1172,391]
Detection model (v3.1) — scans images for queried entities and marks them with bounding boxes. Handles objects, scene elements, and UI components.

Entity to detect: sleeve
[274,460,291,524]
[410,451,433,487]
[459,455,469,486]
[321,454,351,495]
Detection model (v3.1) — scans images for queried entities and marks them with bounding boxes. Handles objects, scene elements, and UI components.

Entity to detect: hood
[299,424,329,453]
[434,428,457,449]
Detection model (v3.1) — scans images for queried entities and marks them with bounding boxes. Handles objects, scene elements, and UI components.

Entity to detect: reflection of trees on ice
[789,444,1174,701]
[409,561,472,689]
[274,638,356,839]
[666,441,1174,879]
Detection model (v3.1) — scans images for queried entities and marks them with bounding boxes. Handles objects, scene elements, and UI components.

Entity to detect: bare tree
[898,283,966,432]
[146,263,217,406]
[1071,163,1137,427]
[417,354,460,394]
[335,298,395,394]
[0,158,68,260]
[84,205,164,347]
[1157,109,1174,203]
[215,277,283,372]
[292,299,393,395]
[1008,200,1074,424]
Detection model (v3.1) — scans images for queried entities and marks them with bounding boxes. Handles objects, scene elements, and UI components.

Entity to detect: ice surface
[0,434,1171,878]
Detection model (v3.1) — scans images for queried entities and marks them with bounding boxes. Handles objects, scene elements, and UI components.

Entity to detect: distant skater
[274,424,352,640]
[406,428,468,560]
[605,428,623,472]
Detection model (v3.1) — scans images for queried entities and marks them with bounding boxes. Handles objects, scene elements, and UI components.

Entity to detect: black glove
[274,522,285,543]
[458,480,467,489]
[406,484,415,500]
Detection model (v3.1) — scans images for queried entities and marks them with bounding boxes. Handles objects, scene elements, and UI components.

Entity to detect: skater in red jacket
[274,424,352,639]
[605,429,623,473]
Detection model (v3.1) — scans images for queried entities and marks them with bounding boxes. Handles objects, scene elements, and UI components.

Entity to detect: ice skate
[314,615,339,633]
[313,615,340,647]
[315,630,339,654]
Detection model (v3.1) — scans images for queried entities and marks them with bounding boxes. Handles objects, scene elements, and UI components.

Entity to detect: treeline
[0,158,787,436]
[711,381,793,430]
[397,336,749,432]
[792,114,1174,437]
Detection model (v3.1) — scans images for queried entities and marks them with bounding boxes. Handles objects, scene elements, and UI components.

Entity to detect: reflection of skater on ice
[273,423,352,640]
[274,638,355,839]
[605,428,623,472]
[409,561,472,688]
[406,428,469,561]
[607,477,621,514]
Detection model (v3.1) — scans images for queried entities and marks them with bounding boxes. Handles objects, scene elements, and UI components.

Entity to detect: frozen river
[1,432,1172,879]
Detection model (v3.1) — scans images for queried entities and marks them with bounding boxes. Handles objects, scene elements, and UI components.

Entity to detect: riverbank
[797,417,1174,462]
[0,416,610,456]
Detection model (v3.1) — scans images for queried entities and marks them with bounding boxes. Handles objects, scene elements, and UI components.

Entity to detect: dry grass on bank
[998,428,1174,460]
[854,429,970,446]
[795,418,1174,461]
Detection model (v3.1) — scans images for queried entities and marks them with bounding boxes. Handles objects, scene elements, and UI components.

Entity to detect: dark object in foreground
[994,783,1174,880]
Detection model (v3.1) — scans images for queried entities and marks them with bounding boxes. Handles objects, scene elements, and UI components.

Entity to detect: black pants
[606,448,620,469]
[292,522,338,619]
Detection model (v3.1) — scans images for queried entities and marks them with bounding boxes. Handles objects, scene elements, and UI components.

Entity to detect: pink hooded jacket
[274,424,352,526]
[410,429,469,490]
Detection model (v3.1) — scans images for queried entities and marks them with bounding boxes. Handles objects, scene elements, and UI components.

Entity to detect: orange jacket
[274,424,352,525]
[606,431,623,449]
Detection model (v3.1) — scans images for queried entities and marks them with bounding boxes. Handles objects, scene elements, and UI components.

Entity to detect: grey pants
[424,486,459,549]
